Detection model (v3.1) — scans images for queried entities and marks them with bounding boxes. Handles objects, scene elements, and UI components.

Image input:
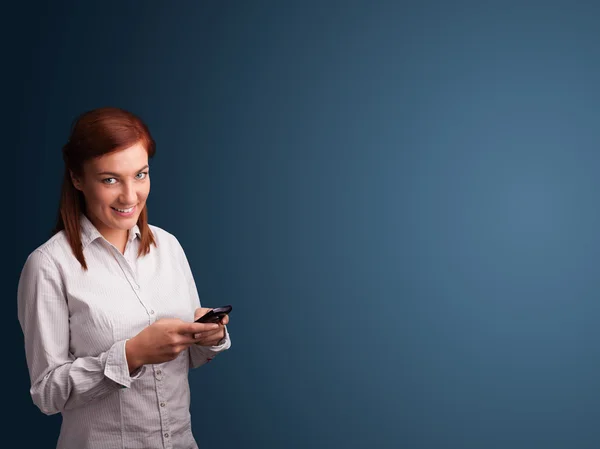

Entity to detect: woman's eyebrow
[97,165,149,176]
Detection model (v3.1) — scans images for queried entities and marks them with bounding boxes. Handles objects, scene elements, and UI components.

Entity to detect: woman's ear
[70,170,83,191]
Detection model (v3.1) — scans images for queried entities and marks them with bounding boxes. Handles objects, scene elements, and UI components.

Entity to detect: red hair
[53,107,157,269]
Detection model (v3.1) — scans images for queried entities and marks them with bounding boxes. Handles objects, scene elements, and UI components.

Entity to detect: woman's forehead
[86,142,149,174]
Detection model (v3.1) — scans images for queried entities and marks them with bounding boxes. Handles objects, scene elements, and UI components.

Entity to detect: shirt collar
[80,214,141,249]
[129,223,141,241]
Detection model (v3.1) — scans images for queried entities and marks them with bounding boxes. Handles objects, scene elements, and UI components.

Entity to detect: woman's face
[72,141,150,242]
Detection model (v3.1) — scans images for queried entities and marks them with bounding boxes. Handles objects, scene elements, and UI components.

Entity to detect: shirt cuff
[104,340,146,388]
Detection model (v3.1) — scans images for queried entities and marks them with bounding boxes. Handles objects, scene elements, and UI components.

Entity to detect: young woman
[17,107,231,449]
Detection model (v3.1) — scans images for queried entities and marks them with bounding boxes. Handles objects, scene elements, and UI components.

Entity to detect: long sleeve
[175,240,231,369]
[17,249,144,416]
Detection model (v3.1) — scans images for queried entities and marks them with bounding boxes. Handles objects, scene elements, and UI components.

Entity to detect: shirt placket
[154,366,173,449]
[113,243,154,323]
[113,244,174,448]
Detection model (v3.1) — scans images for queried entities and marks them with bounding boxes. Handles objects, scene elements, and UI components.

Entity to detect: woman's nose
[119,182,137,205]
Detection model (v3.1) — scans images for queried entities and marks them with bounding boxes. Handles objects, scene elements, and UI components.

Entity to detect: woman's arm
[17,250,144,415]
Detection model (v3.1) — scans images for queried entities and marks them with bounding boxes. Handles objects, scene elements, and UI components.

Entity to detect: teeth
[113,206,134,213]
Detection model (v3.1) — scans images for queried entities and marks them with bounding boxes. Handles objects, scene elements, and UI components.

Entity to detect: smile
[111,205,136,215]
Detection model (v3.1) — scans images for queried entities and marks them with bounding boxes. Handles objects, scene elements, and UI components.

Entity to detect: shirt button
[150,310,155,315]
[156,370,162,375]
[164,433,169,438]
[160,402,166,407]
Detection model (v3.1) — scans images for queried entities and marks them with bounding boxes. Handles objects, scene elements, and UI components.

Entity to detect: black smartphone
[194,305,232,324]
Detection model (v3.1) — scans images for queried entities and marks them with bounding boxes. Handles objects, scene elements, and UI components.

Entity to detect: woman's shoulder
[20,230,70,271]
[148,223,183,249]
[28,230,70,259]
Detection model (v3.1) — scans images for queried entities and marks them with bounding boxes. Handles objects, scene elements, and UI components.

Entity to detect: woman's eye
[136,172,148,180]
[102,178,117,185]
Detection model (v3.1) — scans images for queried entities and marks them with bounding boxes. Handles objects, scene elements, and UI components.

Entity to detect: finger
[194,328,222,341]
[185,328,221,344]
[194,327,225,343]
[180,338,197,347]
[195,335,224,346]
[220,315,229,325]
[181,322,219,335]
[207,332,226,345]
[177,334,201,346]
[208,326,226,342]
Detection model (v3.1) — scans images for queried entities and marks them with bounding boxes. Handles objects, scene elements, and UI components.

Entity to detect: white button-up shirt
[17,214,231,449]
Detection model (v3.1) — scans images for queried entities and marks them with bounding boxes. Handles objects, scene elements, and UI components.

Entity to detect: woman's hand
[125,318,219,372]
[193,307,229,346]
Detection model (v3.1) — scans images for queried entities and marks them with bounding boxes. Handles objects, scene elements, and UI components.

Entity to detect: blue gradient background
[11,2,600,448]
